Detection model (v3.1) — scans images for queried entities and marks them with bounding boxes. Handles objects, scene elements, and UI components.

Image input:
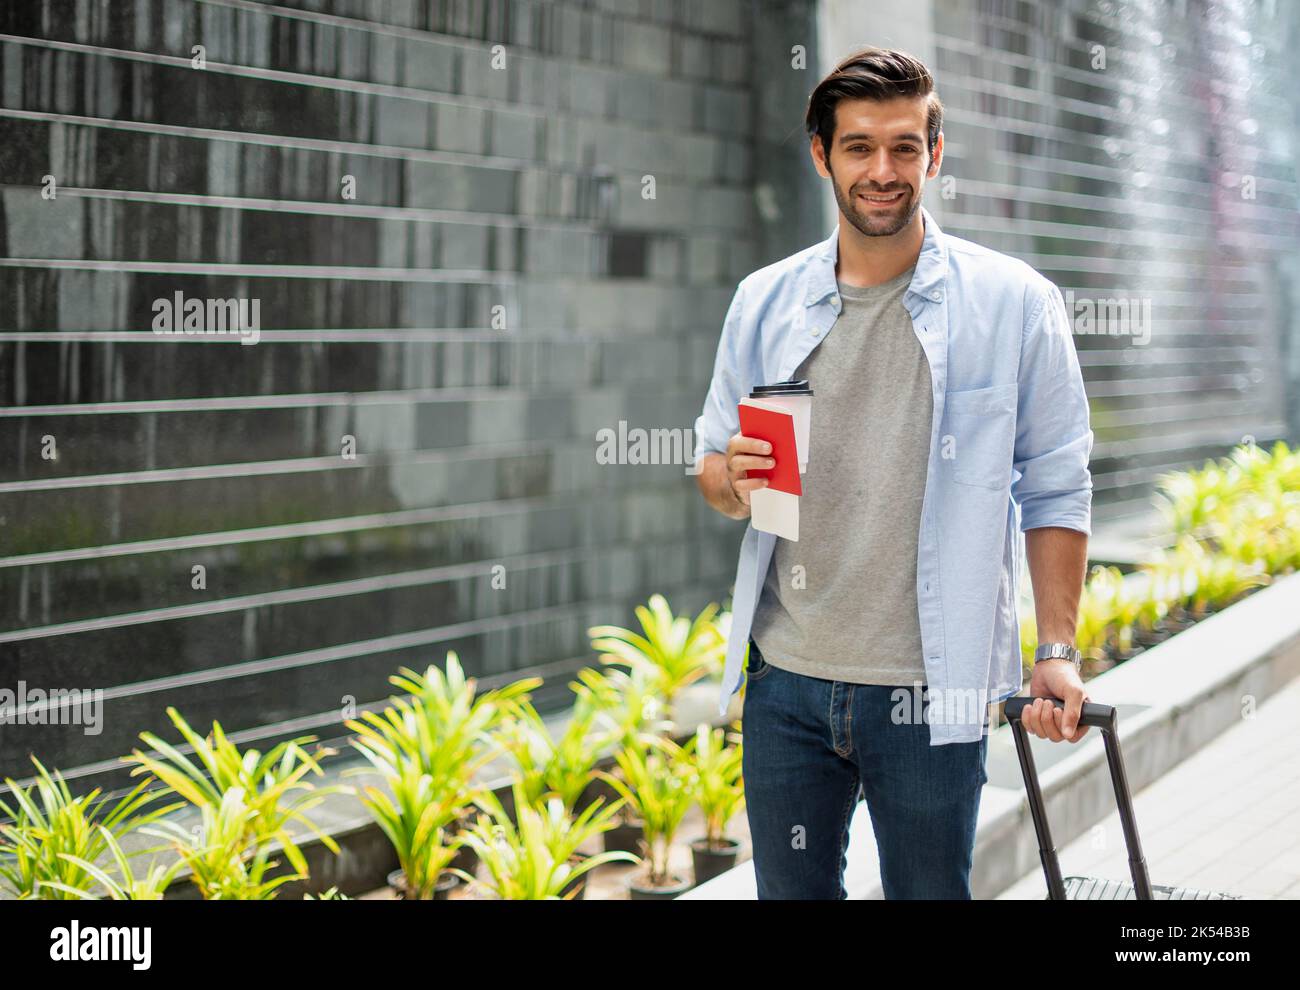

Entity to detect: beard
[831,169,921,238]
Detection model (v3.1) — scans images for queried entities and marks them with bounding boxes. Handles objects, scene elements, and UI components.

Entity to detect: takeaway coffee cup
[748,379,814,473]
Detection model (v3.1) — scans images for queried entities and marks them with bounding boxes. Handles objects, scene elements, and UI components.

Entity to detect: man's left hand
[1024,660,1092,743]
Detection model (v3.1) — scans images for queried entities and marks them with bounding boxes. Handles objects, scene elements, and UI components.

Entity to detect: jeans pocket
[745,638,773,681]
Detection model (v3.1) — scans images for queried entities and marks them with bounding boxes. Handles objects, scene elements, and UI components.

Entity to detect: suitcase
[1003,696,1240,900]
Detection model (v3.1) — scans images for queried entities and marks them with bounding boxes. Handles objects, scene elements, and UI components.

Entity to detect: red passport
[737,401,802,496]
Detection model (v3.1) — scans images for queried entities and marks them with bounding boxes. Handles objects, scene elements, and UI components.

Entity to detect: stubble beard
[831,166,923,239]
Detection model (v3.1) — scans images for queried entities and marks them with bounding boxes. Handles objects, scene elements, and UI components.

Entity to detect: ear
[926,131,944,177]
[809,136,831,179]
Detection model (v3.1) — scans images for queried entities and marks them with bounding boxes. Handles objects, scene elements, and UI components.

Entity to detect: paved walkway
[997,674,1300,899]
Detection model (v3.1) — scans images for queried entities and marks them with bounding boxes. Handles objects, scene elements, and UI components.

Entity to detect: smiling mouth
[857,189,905,207]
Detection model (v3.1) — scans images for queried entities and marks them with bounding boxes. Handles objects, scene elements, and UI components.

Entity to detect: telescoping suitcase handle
[1003,696,1154,899]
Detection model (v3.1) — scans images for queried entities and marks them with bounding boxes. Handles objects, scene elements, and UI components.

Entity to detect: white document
[749,486,799,541]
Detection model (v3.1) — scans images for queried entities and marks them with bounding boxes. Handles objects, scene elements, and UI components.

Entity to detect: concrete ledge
[682,570,1300,899]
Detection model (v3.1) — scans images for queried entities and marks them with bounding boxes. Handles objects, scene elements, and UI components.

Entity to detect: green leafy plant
[569,664,672,830]
[588,594,726,708]
[304,886,350,899]
[1071,568,1114,664]
[123,708,340,879]
[345,654,542,897]
[41,826,185,900]
[571,664,671,753]
[596,733,699,888]
[1172,535,1270,617]
[1021,440,1297,679]
[451,780,638,899]
[348,742,469,900]
[351,653,541,786]
[1019,614,1037,673]
[143,786,304,900]
[1083,565,1143,657]
[683,724,744,850]
[493,697,619,813]
[1130,568,1173,639]
[0,757,181,900]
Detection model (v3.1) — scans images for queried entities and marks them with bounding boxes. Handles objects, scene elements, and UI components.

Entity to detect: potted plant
[596,733,699,899]
[493,697,618,813]
[570,664,670,853]
[123,707,341,881]
[450,780,638,899]
[346,652,542,885]
[682,723,745,885]
[143,785,305,899]
[0,757,182,900]
[587,594,726,724]
[491,694,624,891]
[348,739,469,900]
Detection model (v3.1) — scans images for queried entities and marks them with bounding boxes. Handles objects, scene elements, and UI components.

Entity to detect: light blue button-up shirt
[694,205,1094,744]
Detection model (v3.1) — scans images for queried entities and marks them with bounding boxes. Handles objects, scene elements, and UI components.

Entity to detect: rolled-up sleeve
[1011,280,1094,535]
[692,278,750,466]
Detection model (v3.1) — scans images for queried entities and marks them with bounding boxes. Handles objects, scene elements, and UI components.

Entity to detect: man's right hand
[693,434,775,519]
[726,432,774,508]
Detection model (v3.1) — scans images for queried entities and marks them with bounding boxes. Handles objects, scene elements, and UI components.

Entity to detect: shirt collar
[801,204,949,307]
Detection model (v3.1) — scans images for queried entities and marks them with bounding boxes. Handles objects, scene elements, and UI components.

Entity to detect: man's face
[811,96,942,238]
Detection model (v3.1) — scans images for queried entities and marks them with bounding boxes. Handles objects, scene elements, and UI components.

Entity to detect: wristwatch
[1033,642,1082,672]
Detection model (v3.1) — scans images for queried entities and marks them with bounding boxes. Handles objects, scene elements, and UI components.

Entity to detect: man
[692,47,1095,899]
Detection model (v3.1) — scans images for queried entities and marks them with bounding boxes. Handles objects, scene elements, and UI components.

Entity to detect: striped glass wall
[927,0,1300,516]
[0,0,820,793]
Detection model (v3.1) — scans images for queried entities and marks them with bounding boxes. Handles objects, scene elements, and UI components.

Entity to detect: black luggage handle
[1003,695,1154,899]
[1004,695,1115,730]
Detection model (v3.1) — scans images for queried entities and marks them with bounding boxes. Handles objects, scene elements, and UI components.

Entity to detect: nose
[865,146,898,187]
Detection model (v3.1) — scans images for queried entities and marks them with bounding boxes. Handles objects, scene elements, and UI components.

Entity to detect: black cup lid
[750,378,813,397]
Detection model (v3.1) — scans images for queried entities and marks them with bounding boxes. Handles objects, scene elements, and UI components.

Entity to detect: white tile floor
[997,676,1300,899]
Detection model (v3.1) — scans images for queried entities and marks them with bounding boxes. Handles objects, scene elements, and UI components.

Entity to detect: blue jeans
[741,637,989,899]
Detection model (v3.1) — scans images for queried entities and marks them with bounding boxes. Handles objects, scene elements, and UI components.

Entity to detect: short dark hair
[805,47,943,165]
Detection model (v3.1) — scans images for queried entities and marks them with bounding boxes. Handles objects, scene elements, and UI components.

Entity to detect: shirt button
[830,295,839,307]
[930,291,942,302]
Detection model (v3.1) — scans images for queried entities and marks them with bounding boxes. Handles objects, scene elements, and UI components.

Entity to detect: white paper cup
[748,380,814,473]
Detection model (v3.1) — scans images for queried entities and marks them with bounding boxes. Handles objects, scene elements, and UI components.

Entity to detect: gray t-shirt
[750,262,932,686]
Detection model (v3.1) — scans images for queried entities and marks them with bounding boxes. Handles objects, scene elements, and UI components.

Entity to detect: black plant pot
[690,836,742,885]
[387,868,460,900]
[603,816,646,855]
[628,869,693,900]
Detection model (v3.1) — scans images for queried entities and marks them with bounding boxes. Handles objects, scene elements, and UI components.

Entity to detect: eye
[896,145,917,153]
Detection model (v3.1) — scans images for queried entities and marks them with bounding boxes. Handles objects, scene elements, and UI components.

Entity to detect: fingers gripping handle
[1003,695,1115,729]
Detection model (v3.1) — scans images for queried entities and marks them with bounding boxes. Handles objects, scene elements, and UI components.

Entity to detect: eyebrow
[838,131,926,144]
